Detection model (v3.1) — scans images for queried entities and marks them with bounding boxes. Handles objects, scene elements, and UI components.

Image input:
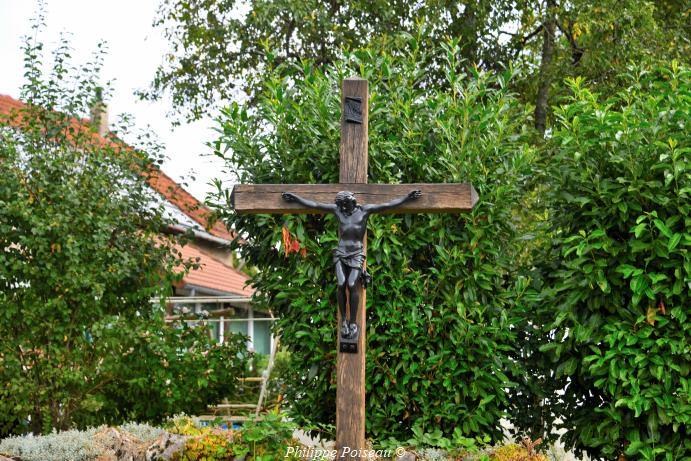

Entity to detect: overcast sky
[0,0,227,202]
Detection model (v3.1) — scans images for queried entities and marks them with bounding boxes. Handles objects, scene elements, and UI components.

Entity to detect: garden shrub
[490,442,548,461]
[0,427,105,461]
[210,37,535,442]
[0,423,162,461]
[168,413,299,461]
[175,429,235,460]
[518,63,690,459]
[91,320,249,426]
[115,422,166,442]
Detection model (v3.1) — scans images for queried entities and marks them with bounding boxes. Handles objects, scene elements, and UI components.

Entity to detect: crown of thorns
[335,191,356,205]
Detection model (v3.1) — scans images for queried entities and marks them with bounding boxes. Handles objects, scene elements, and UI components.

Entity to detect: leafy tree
[0,23,248,435]
[209,39,536,441]
[514,64,690,459]
[146,0,688,134]
[142,0,522,121]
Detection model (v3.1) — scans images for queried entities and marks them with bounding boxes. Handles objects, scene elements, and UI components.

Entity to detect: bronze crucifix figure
[281,189,422,342]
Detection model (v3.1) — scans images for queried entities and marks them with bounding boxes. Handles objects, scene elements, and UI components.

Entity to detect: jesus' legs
[335,262,349,337]
[347,269,361,338]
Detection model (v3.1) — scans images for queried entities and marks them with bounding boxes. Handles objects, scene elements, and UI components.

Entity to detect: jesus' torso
[335,207,369,252]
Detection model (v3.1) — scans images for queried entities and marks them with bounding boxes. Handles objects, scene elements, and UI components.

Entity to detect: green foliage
[254,350,292,408]
[553,1,684,85]
[0,22,248,435]
[489,442,548,461]
[93,320,249,426]
[210,38,535,441]
[176,429,235,460]
[381,425,492,460]
[380,429,555,461]
[517,63,690,459]
[511,0,689,132]
[235,413,298,460]
[512,1,689,90]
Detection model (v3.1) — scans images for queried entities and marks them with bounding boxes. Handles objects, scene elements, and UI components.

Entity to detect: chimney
[90,87,109,136]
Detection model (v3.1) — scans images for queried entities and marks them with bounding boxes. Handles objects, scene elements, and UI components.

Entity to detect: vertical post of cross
[336,77,368,459]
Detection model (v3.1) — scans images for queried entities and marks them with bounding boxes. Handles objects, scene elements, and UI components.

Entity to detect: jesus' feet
[341,320,350,338]
[348,323,358,339]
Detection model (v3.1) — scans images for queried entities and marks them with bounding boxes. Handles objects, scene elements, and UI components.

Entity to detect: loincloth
[333,247,372,288]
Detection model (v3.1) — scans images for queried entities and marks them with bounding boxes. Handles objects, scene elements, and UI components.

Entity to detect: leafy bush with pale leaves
[0,427,104,461]
[0,22,248,436]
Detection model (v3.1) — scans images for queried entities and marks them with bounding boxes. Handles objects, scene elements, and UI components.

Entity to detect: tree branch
[557,20,584,65]
[534,0,557,135]
[523,24,545,43]
[511,24,544,59]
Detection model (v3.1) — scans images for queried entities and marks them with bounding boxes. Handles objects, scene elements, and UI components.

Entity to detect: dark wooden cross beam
[232,78,478,460]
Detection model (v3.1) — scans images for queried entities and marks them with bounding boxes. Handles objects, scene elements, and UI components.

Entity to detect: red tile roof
[149,169,232,240]
[2,94,252,298]
[0,94,233,240]
[177,243,254,296]
[0,94,23,113]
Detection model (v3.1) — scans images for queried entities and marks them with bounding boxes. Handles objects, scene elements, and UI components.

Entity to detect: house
[0,94,273,356]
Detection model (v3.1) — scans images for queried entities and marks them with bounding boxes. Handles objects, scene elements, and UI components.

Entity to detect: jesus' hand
[282,192,297,202]
[408,190,422,200]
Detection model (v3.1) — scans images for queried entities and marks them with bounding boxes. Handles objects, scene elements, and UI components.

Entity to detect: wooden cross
[232,78,478,459]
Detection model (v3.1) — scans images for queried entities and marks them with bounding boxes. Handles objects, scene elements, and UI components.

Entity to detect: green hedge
[211,36,689,460]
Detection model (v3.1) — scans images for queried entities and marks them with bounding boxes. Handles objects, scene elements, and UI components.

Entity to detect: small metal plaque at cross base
[340,334,358,354]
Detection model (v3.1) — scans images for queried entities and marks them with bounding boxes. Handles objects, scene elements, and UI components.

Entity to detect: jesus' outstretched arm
[282,192,337,212]
[362,189,422,214]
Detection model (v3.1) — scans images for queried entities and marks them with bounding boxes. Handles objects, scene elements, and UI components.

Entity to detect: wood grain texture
[231,183,479,214]
[336,78,367,460]
[340,78,368,184]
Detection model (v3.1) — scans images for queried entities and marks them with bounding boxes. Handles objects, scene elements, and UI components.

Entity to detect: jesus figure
[281,189,422,340]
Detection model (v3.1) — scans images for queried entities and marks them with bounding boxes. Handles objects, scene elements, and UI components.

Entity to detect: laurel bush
[513,63,690,459]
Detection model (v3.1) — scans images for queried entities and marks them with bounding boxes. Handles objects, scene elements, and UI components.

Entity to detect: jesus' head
[335,191,357,213]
